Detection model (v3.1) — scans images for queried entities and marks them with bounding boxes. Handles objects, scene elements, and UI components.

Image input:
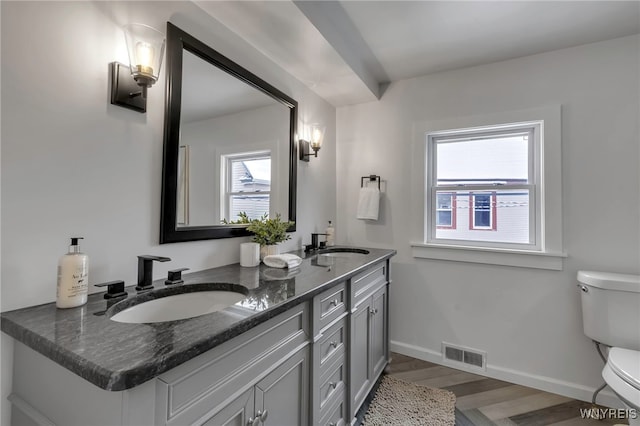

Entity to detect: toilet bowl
[603,348,640,425]
[577,270,640,423]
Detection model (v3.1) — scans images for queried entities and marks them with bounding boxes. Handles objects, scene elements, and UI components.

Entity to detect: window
[411,106,564,270]
[222,151,271,221]
[470,192,496,230]
[427,123,539,250]
[436,193,456,228]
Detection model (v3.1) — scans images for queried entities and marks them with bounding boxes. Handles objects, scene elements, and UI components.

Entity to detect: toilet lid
[608,347,640,390]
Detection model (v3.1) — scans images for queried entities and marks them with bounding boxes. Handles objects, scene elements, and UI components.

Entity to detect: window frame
[469,192,497,231]
[436,192,457,229]
[411,106,565,270]
[426,123,540,251]
[221,150,271,221]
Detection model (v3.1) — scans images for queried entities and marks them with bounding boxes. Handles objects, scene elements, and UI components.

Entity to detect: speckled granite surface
[1,247,395,391]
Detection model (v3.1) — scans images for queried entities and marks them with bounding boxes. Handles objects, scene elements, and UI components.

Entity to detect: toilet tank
[577,270,640,350]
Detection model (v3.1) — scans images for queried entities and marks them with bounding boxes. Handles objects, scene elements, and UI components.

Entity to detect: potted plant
[246,213,294,259]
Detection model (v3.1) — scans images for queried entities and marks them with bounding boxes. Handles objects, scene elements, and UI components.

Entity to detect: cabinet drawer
[320,388,346,426]
[319,358,345,410]
[156,303,309,425]
[315,282,347,331]
[351,262,386,304]
[319,318,346,367]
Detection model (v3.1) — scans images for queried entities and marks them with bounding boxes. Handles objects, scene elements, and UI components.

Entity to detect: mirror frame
[160,22,298,243]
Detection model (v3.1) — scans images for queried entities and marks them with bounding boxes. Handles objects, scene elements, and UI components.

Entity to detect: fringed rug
[362,375,456,426]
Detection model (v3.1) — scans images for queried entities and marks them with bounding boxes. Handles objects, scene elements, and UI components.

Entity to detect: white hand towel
[263,254,303,269]
[357,187,380,220]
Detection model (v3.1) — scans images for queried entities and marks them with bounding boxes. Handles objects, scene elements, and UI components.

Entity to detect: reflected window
[223,151,271,220]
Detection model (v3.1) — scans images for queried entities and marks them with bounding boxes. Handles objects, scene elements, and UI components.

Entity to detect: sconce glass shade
[123,24,165,88]
[310,124,325,151]
[299,123,325,162]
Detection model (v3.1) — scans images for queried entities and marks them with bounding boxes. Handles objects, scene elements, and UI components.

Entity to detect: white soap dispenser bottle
[326,221,335,246]
[56,237,89,308]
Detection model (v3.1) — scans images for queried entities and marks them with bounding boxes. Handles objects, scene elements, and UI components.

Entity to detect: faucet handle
[95,280,127,299]
[165,268,189,286]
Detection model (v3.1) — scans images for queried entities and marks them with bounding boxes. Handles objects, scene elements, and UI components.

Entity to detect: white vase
[260,244,280,260]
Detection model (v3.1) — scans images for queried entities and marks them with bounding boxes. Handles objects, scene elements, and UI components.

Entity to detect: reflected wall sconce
[110,23,165,113]
[299,123,325,162]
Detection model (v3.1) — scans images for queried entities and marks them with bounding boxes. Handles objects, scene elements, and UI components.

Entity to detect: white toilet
[578,270,640,424]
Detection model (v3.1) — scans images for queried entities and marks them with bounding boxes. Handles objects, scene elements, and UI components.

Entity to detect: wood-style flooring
[387,352,629,426]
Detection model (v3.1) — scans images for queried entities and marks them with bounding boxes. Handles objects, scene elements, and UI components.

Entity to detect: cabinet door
[349,297,372,417]
[255,347,309,426]
[200,387,254,426]
[370,285,388,379]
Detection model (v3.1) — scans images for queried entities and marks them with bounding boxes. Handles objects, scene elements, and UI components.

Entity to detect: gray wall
[336,35,639,405]
[0,2,336,424]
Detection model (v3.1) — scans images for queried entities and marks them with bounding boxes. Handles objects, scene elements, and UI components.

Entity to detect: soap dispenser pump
[56,237,89,308]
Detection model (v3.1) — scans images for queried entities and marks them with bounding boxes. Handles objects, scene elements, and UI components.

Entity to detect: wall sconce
[110,24,165,113]
[299,124,325,162]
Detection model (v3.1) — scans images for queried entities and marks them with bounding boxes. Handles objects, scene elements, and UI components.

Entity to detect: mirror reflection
[177,50,290,227]
[160,23,297,243]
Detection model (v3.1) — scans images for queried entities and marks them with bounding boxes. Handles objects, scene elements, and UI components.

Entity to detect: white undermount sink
[110,287,247,324]
[317,248,370,259]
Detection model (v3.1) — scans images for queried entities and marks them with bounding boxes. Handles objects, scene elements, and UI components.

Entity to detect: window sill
[410,242,566,270]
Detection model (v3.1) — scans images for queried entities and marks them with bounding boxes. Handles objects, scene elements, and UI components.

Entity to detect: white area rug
[362,375,456,426]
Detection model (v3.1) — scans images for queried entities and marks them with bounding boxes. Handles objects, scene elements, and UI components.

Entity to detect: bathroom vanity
[1,247,395,426]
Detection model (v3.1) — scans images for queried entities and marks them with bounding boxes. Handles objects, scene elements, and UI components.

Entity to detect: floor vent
[442,342,486,371]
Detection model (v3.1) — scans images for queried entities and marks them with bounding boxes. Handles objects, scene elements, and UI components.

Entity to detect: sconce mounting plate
[110,62,146,113]
[299,139,311,162]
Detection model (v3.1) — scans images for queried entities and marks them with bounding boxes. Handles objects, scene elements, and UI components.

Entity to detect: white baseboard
[390,340,623,409]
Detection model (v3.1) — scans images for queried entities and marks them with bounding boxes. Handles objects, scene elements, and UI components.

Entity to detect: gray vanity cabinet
[7,256,393,426]
[348,263,389,420]
[156,303,309,426]
[310,260,390,426]
[203,347,308,426]
[201,387,254,426]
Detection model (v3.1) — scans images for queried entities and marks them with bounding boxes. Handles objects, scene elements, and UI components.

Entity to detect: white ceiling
[195,1,640,106]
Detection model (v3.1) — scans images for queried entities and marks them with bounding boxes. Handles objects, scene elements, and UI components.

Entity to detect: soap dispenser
[56,237,89,308]
[326,221,335,246]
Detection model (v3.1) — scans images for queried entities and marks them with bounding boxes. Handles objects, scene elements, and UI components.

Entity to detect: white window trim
[410,105,565,270]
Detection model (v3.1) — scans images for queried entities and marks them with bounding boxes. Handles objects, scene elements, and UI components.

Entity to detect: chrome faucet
[136,255,171,291]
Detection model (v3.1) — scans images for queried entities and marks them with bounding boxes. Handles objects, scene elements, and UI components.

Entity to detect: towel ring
[361,175,381,190]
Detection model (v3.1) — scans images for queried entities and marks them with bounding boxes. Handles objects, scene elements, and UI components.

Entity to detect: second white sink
[110,290,247,324]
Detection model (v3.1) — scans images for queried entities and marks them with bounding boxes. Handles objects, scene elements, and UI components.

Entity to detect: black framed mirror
[160,22,297,243]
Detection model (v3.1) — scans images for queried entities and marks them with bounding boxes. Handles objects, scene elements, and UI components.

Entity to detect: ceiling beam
[293,0,389,100]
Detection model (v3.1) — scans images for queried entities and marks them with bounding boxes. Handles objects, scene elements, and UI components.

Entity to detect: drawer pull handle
[371,308,378,315]
[330,341,338,348]
[329,422,337,426]
[260,410,268,422]
[330,299,339,307]
[329,381,337,389]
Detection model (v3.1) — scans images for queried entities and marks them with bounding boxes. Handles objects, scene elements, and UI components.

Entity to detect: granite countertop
[1,247,395,391]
